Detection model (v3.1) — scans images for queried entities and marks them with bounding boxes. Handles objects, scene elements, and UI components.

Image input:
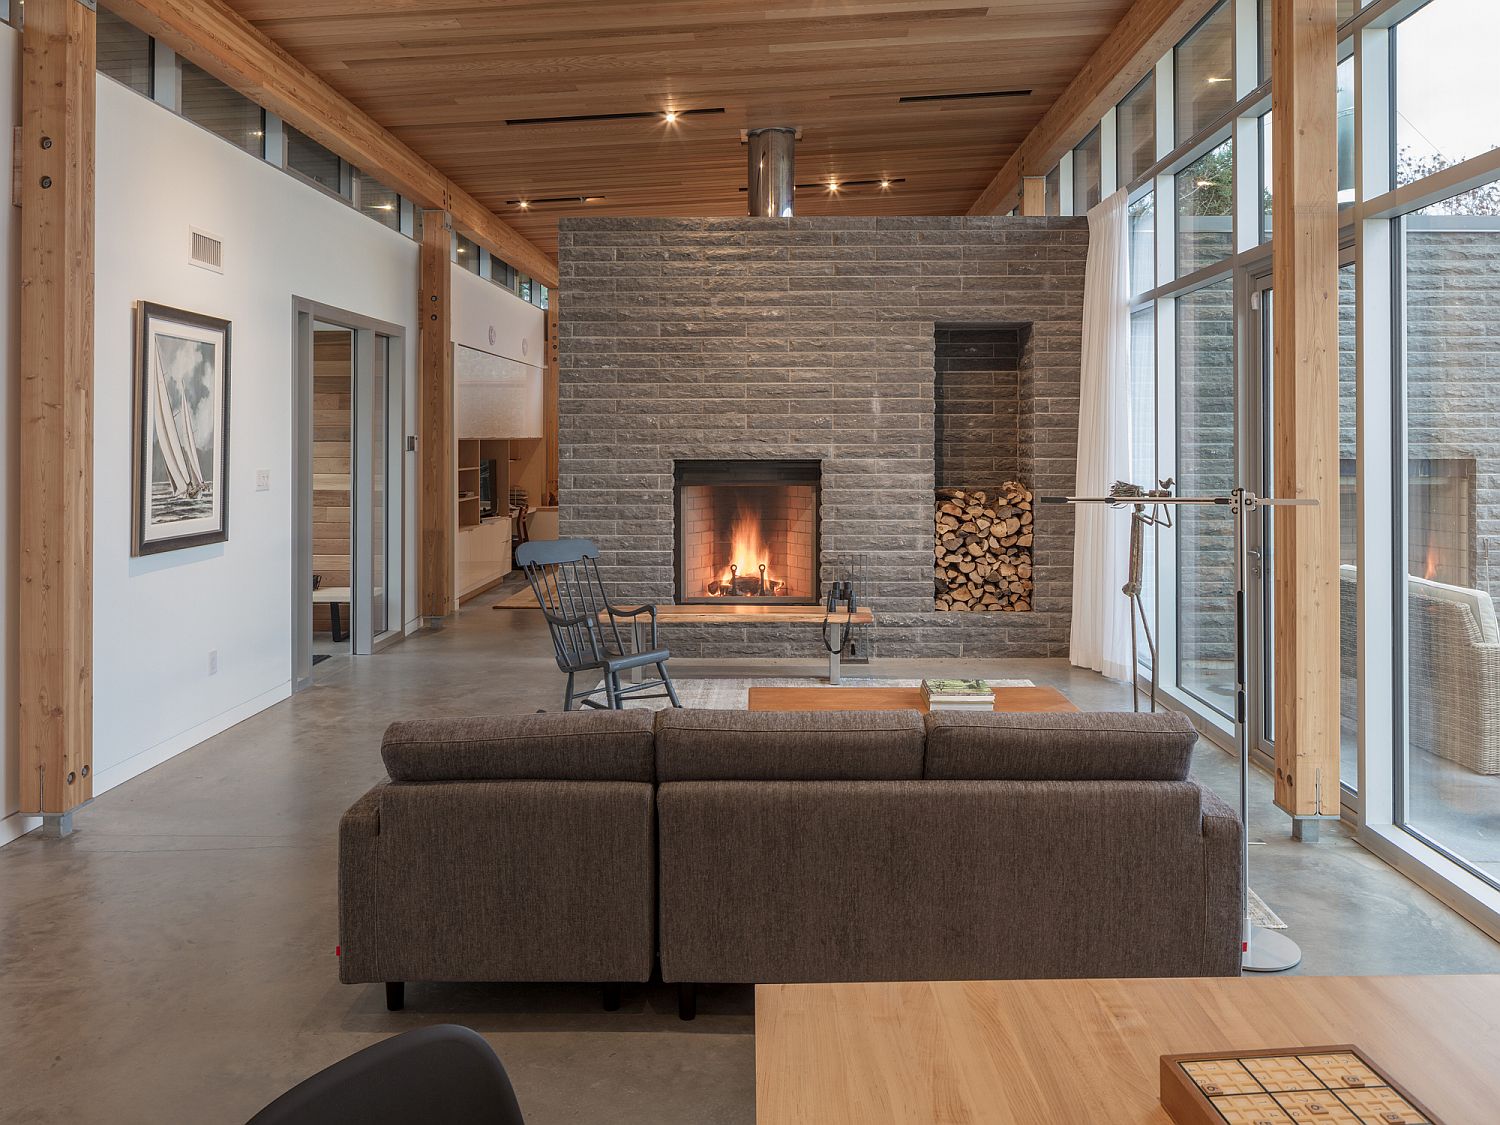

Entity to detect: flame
[1425,543,1439,582]
[717,505,775,592]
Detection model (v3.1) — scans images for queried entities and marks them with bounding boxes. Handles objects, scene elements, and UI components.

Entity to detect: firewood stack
[934,483,1034,611]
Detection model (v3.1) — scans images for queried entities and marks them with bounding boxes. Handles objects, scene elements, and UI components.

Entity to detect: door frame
[292,299,408,692]
[1242,244,1359,814]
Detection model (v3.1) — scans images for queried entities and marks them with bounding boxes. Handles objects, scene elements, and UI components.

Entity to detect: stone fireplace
[556,215,1088,658]
[675,460,820,604]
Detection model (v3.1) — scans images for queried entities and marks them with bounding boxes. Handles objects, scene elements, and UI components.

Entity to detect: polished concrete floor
[3,588,1500,1124]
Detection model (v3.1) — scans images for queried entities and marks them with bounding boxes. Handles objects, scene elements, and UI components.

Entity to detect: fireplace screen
[674,460,820,604]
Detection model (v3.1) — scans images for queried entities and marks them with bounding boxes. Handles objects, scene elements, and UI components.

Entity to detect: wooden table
[312,585,352,643]
[756,975,1500,1124]
[747,684,1077,714]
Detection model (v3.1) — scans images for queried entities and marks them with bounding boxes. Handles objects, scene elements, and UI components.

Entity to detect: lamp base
[1243,925,1301,973]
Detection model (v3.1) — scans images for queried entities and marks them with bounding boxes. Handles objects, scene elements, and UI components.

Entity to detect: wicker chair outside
[1407,582,1500,775]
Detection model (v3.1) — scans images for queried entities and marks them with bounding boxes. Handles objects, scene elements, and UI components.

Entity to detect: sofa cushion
[924,710,1197,781]
[654,709,925,781]
[381,711,656,783]
[1410,574,1500,644]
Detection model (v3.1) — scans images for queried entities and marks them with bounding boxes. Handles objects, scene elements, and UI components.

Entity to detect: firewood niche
[934,484,1033,611]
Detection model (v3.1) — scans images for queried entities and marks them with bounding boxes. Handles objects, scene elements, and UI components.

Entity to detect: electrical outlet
[255,469,270,492]
[208,650,219,676]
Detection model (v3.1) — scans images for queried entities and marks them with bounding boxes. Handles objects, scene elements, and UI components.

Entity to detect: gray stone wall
[556,216,1087,658]
[1405,221,1500,595]
[934,326,1030,492]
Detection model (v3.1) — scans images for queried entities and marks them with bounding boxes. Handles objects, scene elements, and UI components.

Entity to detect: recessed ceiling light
[879,180,892,189]
[663,110,679,124]
[828,181,840,192]
[506,107,725,127]
[506,195,607,207]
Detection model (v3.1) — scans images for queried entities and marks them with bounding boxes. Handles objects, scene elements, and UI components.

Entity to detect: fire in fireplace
[674,460,820,604]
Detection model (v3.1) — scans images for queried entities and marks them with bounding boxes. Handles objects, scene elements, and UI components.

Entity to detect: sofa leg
[385,982,405,1012]
[602,983,622,1011]
[677,982,697,1022]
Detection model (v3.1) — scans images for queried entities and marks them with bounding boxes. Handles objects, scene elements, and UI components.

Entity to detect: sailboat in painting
[150,336,213,522]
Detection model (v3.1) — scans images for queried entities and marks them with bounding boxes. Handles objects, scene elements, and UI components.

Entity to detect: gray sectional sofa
[339,707,1243,1018]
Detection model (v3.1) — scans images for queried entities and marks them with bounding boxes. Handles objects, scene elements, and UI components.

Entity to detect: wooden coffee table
[746,684,1077,714]
[757,975,1500,1124]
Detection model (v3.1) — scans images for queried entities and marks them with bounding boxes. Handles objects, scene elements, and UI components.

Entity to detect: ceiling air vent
[898,89,1032,103]
[190,228,224,273]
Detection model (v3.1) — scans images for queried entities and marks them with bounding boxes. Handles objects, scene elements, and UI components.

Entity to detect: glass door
[293,303,405,690]
[1246,260,1360,795]
[352,331,399,653]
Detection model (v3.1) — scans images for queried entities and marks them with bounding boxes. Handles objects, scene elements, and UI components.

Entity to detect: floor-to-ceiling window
[1395,191,1500,880]
[1349,0,1500,930]
[1175,277,1237,716]
[1049,0,1500,936]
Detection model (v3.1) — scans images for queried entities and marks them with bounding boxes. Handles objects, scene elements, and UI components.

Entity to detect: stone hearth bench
[601,604,875,684]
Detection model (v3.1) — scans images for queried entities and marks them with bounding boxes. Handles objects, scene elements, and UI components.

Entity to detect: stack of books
[921,678,995,711]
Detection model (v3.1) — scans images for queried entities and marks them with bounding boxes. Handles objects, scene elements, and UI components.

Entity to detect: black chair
[514,538,681,711]
[245,1025,525,1125]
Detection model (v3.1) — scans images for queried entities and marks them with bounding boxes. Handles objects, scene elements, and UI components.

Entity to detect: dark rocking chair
[514,538,682,711]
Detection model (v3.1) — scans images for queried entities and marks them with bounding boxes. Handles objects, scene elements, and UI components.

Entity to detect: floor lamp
[1047,484,1312,973]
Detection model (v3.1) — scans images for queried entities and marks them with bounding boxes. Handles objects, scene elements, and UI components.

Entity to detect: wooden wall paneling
[544,303,559,506]
[969,0,1218,215]
[1270,0,1341,818]
[19,0,96,829]
[419,211,456,620]
[311,331,352,633]
[101,0,557,285]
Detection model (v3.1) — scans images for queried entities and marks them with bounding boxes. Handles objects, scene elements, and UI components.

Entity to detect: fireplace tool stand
[1048,484,1315,974]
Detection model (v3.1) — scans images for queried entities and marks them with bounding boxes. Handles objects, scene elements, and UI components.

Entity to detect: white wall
[452,264,544,365]
[451,266,545,440]
[85,78,425,803]
[0,25,23,839]
[0,52,545,846]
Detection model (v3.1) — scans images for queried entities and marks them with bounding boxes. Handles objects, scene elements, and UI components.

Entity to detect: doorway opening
[312,324,354,662]
[293,302,406,691]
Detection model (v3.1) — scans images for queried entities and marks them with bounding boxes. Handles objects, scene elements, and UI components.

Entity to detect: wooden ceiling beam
[968,0,1218,215]
[101,0,558,286]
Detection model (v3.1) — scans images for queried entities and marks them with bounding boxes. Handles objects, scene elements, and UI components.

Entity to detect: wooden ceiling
[220,1,1136,260]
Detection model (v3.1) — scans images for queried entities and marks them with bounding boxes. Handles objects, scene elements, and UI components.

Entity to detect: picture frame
[131,302,232,556]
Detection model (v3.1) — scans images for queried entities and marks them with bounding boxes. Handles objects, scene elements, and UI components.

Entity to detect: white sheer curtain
[1069,190,1135,682]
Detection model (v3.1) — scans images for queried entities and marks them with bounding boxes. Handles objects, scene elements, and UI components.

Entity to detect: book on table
[921,678,993,705]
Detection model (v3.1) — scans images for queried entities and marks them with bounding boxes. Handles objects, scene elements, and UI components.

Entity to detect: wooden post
[1271,0,1341,821]
[19,0,95,833]
[1020,176,1047,216]
[544,304,559,505]
[419,210,455,621]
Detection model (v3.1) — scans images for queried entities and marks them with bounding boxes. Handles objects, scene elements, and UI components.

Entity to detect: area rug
[492,584,540,609]
[621,676,1034,711]
[1248,888,1288,930]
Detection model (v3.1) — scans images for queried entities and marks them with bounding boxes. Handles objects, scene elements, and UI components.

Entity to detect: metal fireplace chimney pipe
[747,127,797,217]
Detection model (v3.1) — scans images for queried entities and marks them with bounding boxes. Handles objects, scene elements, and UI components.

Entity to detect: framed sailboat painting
[131,303,231,556]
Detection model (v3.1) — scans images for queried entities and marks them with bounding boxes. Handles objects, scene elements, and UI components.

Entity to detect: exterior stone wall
[556,216,1087,658]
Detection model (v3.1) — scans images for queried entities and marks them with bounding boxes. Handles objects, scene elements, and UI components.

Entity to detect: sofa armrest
[1197,781,1245,976]
[338,784,385,983]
